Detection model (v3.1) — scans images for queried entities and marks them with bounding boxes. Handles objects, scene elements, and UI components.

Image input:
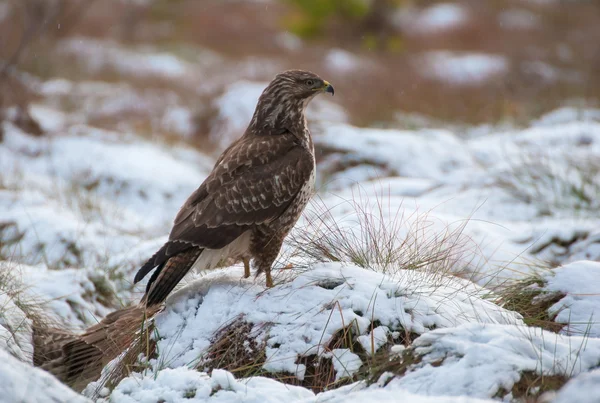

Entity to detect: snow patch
[325,49,364,73]
[147,263,520,382]
[416,52,508,85]
[0,348,90,403]
[554,368,600,403]
[541,261,600,337]
[407,3,470,34]
[110,367,314,403]
[391,323,600,399]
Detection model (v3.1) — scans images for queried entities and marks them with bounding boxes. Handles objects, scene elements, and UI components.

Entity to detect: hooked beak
[323,80,334,96]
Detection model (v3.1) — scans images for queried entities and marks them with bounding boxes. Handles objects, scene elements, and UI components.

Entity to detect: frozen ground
[2,69,600,401]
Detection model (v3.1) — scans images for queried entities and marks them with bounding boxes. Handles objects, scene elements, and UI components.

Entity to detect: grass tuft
[199,316,269,379]
[497,151,600,215]
[495,272,565,333]
[289,192,479,283]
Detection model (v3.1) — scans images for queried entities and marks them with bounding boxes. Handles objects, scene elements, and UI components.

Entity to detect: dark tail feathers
[134,241,193,284]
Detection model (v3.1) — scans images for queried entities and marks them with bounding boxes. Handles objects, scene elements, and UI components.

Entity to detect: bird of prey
[35,70,334,389]
[136,69,334,303]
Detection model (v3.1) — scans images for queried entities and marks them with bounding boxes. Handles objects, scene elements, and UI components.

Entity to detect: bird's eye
[305,79,314,86]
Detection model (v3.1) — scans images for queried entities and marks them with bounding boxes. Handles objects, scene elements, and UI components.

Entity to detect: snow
[390,323,600,399]
[325,49,364,73]
[416,52,508,85]
[275,32,302,51]
[110,367,315,403]
[0,348,91,403]
[107,317,600,402]
[554,368,600,403]
[131,263,521,384]
[58,37,198,79]
[161,106,195,138]
[327,349,362,380]
[0,290,33,362]
[310,109,600,286]
[406,3,470,35]
[318,383,495,403]
[358,326,390,356]
[532,107,600,126]
[1,124,213,232]
[0,123,213,327]
[541,261,600,337]
[3,62,600,402]
[111,366,496,403]
[317,124,475,181]
[28,104,68,132]
[18,263,114,328]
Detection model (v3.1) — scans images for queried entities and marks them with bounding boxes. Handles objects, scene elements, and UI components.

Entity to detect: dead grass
[0,222,25,261]
[361,346,439,387]
[497,152,600,215]
[3,0,599,137]
[362,340,571,401]
[199,316,270,379]
[0,259,58,361]
[498,371,569,402]
[289,192,479,283]
[495,273,565,333]
[194,298,422,393]
[191,283,429,393]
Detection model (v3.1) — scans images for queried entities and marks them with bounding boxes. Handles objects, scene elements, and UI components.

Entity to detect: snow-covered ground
[2,67,600,402]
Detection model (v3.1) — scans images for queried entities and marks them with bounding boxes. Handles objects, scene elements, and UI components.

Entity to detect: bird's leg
[252,228,285,288]
[243,257,251,278]
[265,268,273,288]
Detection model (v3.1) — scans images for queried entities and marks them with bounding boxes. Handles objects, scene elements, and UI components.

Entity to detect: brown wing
[134,133,313,284]
[170,132,314,246]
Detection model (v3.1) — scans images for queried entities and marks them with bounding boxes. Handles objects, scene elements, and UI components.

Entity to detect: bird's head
[248,70,334,135]
[271,70,334,101]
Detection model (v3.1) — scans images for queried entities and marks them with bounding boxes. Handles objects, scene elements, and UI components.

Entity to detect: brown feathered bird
[35,70,334,390]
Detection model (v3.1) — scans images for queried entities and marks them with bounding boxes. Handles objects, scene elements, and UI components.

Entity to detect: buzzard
[137,69,334,302]
[36,70,334,389]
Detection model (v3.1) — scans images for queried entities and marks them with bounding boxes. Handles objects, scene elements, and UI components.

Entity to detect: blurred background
[1,0,600,152]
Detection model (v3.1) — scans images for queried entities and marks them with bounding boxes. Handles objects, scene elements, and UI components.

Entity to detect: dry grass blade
[0,259,65,363]
[495,272,565,333]
[289,190,480,283]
